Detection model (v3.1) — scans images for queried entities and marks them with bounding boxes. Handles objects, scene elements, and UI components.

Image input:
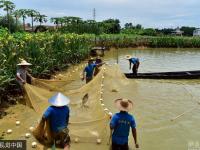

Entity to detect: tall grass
[96,34,200,48]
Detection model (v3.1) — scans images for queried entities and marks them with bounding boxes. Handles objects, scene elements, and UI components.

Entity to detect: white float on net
[74,138,79,143]
[108,112,113,117]
[7,129,12,134]
[101,104,105,107]
[31,142,37,148]
[25,133,31,138]
[96,138,102,144]
[16,121,20,126]
[29,126,34,132]
[104,108,109,112]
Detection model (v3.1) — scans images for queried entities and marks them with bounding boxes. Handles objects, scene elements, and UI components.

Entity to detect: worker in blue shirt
[125,55,140,75]
[110,98,139,150]
[42,92,71,150]
[82,58,104,83]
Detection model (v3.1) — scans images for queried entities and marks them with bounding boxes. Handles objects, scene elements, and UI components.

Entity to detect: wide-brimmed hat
[48,92,70,107]
[88,57,95,62]
[17,60,32,66]
[115,98,133,112]
[125,55,132,60]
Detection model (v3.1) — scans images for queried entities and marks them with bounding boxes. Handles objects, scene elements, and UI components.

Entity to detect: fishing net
[22,64,131,149]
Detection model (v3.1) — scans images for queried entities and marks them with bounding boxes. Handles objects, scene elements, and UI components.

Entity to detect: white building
[193,29,200,36]
[172,27,184,36]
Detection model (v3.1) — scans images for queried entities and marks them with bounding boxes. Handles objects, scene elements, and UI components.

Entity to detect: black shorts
[54,128,71,148]
[86,77,93,83]
[112,142,129,150]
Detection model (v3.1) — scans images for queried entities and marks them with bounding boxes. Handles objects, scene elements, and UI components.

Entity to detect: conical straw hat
[125,55,132,60]
[17,60,32,66]
[48,92,70,107]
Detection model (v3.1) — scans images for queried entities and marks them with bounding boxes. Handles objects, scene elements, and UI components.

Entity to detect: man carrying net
[16,59,33,92]
[33,92,71,150]
[82,58,104,83]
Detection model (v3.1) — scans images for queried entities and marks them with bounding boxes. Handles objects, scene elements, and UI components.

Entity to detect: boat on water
[125,70,200,79]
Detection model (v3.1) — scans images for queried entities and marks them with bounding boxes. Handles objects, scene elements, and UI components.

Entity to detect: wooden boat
[125,70,200,79]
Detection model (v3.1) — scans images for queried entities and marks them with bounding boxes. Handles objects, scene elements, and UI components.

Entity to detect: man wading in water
[110,98,139,150]
[82,58,104,83]
[125,55,140,76]
[40,93,71,150]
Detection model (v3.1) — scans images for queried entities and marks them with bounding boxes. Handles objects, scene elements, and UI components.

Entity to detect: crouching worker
[34,93,71,150]
[125,55,140,76]
[110,98,139,150]
[16,59,33,91]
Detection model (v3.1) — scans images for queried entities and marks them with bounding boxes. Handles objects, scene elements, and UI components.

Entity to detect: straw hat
[125,55,132,60]
[17,60,32,66]
[48,92,70,107]
[115,98,133,112]
[88,57,95,63]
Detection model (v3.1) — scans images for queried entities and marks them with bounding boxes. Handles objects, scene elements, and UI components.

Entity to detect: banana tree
[63,16,83,25]
[12,10,21,28]
[17,9,28,31]
[52,17,65,27]
[51,17,60,28]
[26,9,39,31]
[34,14,47,26]
[0,0,15,32]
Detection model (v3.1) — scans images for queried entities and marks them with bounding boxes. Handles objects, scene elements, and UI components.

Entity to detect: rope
[170,84,200,121]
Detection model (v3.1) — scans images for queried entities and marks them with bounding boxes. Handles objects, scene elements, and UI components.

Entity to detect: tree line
[0,0,198,36]
[0,0,48,32]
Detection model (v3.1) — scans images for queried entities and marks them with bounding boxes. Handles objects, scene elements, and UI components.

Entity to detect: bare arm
[82,69,86,81]
[16,73,26,84]
[132,128,139,148]
[27,72,33,78]
[137,61,140,70]
[129,61,132,70]
[96,62,105,67]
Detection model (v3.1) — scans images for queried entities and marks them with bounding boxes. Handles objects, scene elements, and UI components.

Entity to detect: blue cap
[48,93,70,107]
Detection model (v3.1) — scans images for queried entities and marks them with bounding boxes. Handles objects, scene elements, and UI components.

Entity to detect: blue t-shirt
[129,58,139,65]
[110,111,136,145]
[43,106,70,133]
[84,64,97,77]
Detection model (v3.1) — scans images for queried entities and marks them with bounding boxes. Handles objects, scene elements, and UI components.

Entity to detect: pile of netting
[23,64,130,149]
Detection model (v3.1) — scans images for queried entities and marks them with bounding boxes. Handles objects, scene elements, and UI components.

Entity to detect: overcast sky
[2,0,200,28]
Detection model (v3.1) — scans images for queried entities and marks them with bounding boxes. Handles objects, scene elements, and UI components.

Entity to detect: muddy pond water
[104,48,200,150]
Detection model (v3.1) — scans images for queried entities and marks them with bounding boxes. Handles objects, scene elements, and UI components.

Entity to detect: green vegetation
[0,28,93,95]
[0,0,15,32]
[0,15,21,32]
[96,34,200,48]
